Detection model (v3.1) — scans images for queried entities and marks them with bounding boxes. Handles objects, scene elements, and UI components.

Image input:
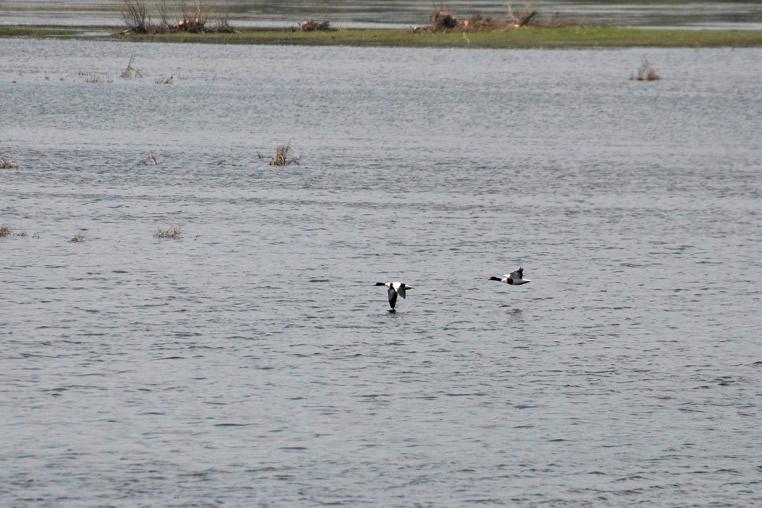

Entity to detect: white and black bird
[375,281,413,311]
[488,267,531,285]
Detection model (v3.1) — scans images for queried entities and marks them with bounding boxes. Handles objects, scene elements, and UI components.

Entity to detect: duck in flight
[488,267,531,285]
[375,281,412,311]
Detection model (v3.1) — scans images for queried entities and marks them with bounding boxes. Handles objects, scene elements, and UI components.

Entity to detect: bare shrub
[154,225,183,239]
[633,57,660,81]
[177,0,207,32]
[121,0,234,34]
[506,1,537,27]
[121,0,150,34]
[214,15,236,33]
[430,11,459,32]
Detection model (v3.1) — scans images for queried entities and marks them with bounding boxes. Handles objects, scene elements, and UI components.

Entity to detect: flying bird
[488,267,531,285]
[375,281,412,311]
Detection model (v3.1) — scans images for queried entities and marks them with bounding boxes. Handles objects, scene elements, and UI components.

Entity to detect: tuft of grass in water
[154,225,182,239]
[633,56,660,81]
[260,144,301,167]
[0,225,11,237]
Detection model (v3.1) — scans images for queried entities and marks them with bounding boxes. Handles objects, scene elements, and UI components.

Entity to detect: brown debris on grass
[633,57,660,81]
[120,0,235,35]
[421,2,578,33]
[154,225,183,239]
[298,20,332,32]
[430,11,459,32]
[1,158,18,169]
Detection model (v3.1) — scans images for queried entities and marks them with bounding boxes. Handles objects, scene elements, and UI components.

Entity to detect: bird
[375,281,413,311]
[488,267,531,285]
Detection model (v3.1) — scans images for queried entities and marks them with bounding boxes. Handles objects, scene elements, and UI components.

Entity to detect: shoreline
[3,25,762,48]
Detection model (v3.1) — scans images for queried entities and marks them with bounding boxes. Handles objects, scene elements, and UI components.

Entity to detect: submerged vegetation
[154,225,183,239]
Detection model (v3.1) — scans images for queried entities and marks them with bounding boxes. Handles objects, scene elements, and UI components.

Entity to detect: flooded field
[2,39,762,506]
[2,0,762,28]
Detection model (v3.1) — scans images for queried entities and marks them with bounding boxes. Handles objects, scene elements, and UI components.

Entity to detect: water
[3,0,762,29]
[2,39,762,506]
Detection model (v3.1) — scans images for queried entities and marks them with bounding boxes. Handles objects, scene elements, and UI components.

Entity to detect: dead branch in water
[120,54,143,78]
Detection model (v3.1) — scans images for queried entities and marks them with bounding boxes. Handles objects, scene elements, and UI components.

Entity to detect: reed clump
[633,57,660,81]
[261,144,301,167]
[121,0,235,35]
[1,159,18,169]
[154,225,183,239]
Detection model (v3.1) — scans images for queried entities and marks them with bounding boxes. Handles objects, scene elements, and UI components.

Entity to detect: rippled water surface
[2,39,762,506]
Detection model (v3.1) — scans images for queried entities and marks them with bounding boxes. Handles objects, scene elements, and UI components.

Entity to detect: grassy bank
[0,26,85,38]
[3,25,762,48]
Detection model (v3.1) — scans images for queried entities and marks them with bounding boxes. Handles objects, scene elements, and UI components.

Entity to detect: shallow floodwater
[2,39,762,506]
[3,0,762,29]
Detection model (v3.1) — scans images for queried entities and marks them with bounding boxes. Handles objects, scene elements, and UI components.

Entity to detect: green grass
[0,26,83,38]
[115,27,762,48]
[3,25,762,48]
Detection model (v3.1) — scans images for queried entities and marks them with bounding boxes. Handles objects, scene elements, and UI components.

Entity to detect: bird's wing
[510,268,523,280]
[397,284,406,299]
[387,287,398,309]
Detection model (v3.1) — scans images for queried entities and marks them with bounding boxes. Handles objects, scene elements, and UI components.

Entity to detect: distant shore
[3,25,762,48]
